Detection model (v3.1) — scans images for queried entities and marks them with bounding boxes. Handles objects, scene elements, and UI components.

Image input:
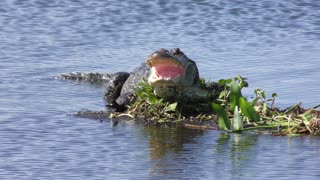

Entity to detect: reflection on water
[140,126,205,177]
[215,133,257,158]
[139,127,320,179]
[214,133,259,178]
[144,127,205,160]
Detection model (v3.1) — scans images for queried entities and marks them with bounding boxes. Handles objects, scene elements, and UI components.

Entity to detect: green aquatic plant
[114,78,216,126]
[213,75,320,135]
[113,76,320,135]
[125,79,183,124]
[135,79,164,105]
[212,103,230,131]
[213,75,260,131]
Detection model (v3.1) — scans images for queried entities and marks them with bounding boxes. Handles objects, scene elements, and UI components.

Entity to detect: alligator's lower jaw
[148,78,181,87]
[148,73,183,86]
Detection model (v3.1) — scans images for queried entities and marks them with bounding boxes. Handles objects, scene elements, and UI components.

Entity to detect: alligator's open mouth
[147,57,185,86]
[146,48,198,88]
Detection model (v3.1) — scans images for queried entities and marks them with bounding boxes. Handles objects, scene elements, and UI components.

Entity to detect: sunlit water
[0,0,320,179]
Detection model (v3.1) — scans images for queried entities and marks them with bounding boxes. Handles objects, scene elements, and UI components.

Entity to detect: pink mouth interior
[154,64,184,78]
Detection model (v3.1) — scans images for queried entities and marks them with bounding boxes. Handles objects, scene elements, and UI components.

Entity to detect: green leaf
[254,88,265,100]
[239,81,248,89]
[136,79,155,100]
[239,97,260,122]
[219,91,226,99]
[164,102,178,112]
[235,75,248,89]
[212,103,231,131]
[254,88,260,95]
[251,97,259,106]
[135,90,143,98]
[272,93,278,98]
[199,77,206,85]
[233,106,243,131]
[263,103,268,115]
[261,91,266,99]
[218,78,232,86]
[229,81,242,111]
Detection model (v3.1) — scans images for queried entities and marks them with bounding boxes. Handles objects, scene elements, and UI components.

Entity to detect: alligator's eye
[158,48,169,53]
[172,48,181,55]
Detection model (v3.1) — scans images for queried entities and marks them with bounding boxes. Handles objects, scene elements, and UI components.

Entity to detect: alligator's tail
[58,71,131,111]
[58,72,116,83]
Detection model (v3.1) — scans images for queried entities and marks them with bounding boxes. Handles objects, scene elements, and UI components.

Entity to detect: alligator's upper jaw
[147,58,185,86]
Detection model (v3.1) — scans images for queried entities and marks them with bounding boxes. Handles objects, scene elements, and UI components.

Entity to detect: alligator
[60,48,320,133]
[60,48,222,114]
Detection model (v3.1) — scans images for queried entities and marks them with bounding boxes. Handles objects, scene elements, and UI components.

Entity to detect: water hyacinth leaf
[254,88,266,103]
[218,78,232,86]
[218,79,224,85]
[212,103,231,131]
[164,102,178,112]
[219,91,226,99]
[235,75,248,89]
[239,97,260,121]
[272,93,278,98]
[251,97,259,106]
[240,81,248,89]
[254,88,260,95]
[199,77,206,85]
[229,81,242,111]
[233,106,243,131]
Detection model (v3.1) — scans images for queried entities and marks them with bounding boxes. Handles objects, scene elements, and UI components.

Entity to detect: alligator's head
[146,48,199,88]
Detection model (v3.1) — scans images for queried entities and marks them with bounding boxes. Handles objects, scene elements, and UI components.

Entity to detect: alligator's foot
[71,110,130,126]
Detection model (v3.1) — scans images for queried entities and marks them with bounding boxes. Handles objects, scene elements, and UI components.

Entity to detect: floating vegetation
[110,79,218,128]
[110,76,320,136]
[213,75,320,136]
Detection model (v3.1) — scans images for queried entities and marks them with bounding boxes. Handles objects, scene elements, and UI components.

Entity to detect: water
[0,0,320,179]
